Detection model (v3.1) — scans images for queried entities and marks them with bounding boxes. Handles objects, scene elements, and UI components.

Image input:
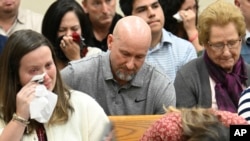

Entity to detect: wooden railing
[108,115,163,141]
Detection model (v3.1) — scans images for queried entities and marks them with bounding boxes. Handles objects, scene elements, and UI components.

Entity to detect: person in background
[174,0,250,113]
[0,34,7,54]
[119,0,197,81]
[238,87,250,124]
[140,106,247,141]
[235,0,250,64]
[61,16,176,115]
[81,0,123,51]
[0,29,109,141]
[42,0,101,70]
[0,0,43,36]
[160,0,203,55]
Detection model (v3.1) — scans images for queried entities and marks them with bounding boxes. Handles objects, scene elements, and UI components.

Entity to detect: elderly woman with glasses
[174,0,250,113]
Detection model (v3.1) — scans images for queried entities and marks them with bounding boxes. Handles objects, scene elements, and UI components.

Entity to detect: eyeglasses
[208,39,242,51]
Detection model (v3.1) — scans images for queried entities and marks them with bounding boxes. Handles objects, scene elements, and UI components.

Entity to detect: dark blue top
[0,35,8,54]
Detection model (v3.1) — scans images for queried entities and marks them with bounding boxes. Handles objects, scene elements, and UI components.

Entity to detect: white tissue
[31,73,45,83]
[173,12,182,22]
[29,74,58,123]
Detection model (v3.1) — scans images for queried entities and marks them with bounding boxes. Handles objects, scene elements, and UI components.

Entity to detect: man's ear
[107,34,113,50]
[82,0,88,13]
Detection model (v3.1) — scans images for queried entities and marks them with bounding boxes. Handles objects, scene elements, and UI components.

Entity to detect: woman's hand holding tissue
[16,81,39,120]
[179,9,197,36]
[15,73,58,123]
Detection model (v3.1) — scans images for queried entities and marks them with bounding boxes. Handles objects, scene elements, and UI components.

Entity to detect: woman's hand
[60,35,81,61]
[179,9,197,35]
[16,82,38,120]
[179,9,203,52]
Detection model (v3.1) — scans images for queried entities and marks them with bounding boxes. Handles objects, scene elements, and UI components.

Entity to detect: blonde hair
[165,106,229,141]
[198,0,245,45]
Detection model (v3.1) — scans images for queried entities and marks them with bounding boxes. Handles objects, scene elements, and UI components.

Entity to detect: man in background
[0,0,43,36]
[119,0,197,80]
[82,0,122,51]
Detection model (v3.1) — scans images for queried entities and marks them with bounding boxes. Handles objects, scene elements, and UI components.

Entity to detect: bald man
[61,16,176,115]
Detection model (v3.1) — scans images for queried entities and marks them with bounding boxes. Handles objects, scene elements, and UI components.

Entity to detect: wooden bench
[108,115,163,141]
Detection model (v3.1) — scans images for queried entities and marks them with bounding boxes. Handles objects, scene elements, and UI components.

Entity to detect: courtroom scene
[0,0,250,141]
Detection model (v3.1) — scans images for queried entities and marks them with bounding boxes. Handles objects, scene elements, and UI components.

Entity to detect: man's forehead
[84,0,112,2]
[133,0,159,7]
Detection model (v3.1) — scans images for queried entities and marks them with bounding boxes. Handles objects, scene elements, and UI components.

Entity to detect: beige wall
[20,0,234,15]
[20,0,120,15]
[198,0,233,13]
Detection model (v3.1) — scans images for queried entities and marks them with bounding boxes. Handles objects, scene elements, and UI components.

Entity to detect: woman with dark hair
[0,29,109,140]
[160,0,203,54]
[42,0,101,70]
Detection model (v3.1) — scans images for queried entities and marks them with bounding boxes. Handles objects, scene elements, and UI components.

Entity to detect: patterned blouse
[140,110,248,141]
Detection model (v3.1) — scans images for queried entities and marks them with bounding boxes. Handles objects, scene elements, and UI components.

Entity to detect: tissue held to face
[19,46,57,91]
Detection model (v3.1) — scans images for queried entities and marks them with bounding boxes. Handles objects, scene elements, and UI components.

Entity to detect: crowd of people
[0,0,250,141]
